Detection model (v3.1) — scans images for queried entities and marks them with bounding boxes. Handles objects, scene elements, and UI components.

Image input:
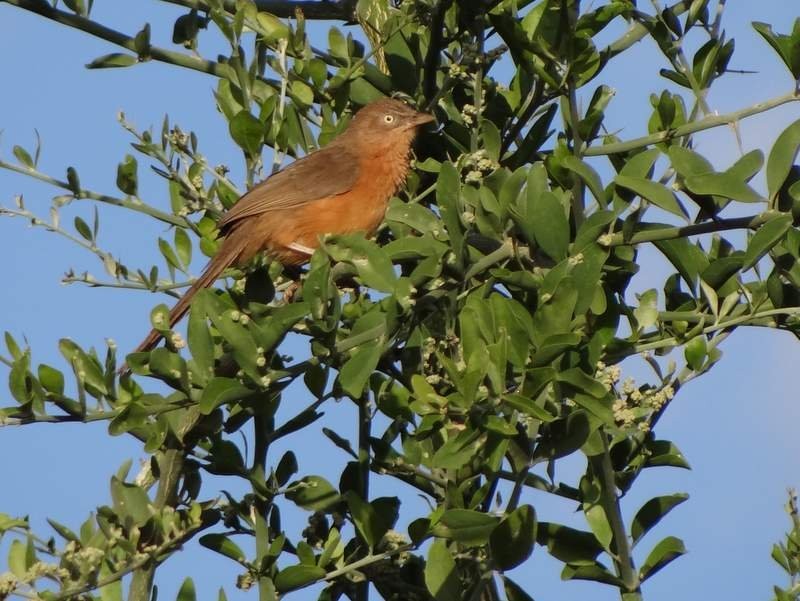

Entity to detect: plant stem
[1,398,194,427]
[3,0,234,79]
[161,0,357,20]
[355,393,372,601]
[614,306,800,359]
[600,212,769,246]
[252,408,274,601]
[0,159,189,228]
[47,519,206,601]
[128,448,186,601]
[592,432,641,597]
[585,92,800,156]
[602,1,690,59]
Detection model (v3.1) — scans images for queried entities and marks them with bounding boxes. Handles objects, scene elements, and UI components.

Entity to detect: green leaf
[431,509,500,546]
[436,161,464,264]
[653,234,709,292]
[116,154,138,196]
[639,536,686,582]
[47,519,79,542]
[8,354,31,404]
[503,392,556,422]
[534,409,592,461]
[555,368,607,399]
[529,191,570,261]
[199,377,253,414]
[584,504,612,550]
[631,493,689,545]
[561,562,623,586]
[668,146,713,177]
[110,477,152,526]
[177,578,196,601]
[753,22,800,80]
[615,175,686,218]
[767,117,800,202]
[74,216,93,241]
[290,80,314,108]
[345,493,399,551]
[255,12,290,42]
[536,521,604,564]
[285,476,340,511]
[562,155,606,207]
[86,53,138,69]
[274,565,326,593]
[490,504,537,570]
[684,172,761,202]
[644,439,691,469]
[324,234,397,293]
[174,228,192,268]
[634,288,659,330]
[684,334,707,371]
[339,341,381,398]
[742,214,793,270]
[5,332,22,360]
[433,425,486,466]
[425,539,460,601]
[187,292,214,380]
[199,534,247,564]
[229,110,264,156]
[502,576,536,601]
[13,145,34,168]
[385,200,441,234]
[99,564,123,601]
[159,238,182,271]
[8,539,28,578]
[700,259,742,298]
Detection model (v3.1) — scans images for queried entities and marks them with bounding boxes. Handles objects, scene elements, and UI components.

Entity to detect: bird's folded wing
[217,143,361,231]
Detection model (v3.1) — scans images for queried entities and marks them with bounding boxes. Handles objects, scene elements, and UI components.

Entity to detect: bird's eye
[383,114,396,124]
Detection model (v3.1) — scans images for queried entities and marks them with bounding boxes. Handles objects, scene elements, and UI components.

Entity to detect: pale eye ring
[383,114,396,124]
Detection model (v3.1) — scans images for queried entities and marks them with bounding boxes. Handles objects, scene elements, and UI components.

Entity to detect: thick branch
[129,448,186,601]
[592,435,641,596]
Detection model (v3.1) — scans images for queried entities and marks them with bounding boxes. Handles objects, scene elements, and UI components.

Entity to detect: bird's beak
[408,112,436,128]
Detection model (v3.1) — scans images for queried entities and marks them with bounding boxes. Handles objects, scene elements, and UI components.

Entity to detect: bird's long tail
[131,234,245,355]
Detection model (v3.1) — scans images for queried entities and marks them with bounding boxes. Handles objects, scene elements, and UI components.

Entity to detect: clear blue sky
[1,2,799,600]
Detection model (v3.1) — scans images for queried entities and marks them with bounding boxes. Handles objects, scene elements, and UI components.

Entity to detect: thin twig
[4,0,233,79]
[584,91,800,156]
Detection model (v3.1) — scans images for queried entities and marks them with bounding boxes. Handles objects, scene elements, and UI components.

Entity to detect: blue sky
[1,2,800,600]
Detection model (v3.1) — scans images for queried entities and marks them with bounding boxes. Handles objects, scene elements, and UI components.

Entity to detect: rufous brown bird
[131,98,433,356]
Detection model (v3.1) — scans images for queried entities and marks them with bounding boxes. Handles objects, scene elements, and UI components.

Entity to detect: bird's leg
[280,263,306,304]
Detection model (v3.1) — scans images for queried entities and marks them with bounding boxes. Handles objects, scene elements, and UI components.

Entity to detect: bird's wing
[218,143,361,231]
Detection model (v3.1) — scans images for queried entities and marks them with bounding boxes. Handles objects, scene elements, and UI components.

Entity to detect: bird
[130,97,434,357]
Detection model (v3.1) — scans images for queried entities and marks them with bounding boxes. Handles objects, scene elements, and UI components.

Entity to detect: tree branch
[599,213,770,247]
[0,159,189,228]
[591,434,641,597]
[161,0,357,20]
[2,0,233,79]
[585,91,800,156]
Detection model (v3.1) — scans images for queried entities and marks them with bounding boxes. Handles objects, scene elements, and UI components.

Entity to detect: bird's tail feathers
[131,245,238,356]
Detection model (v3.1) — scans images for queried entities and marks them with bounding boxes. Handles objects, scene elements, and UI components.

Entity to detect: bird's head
[349,98,435,136]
